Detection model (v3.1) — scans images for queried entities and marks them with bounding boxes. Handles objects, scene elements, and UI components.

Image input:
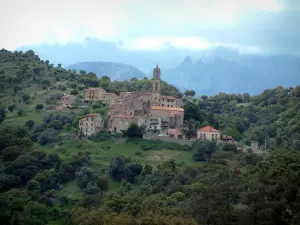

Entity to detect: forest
[0,49,300,225]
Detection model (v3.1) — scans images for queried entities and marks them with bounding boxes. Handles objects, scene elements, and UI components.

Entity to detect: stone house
[84,87,118,106]
[160,95,182,108]
[78,113,104,136]
[150,106,184,128]
[167,128,184,140]
[109,114,133,133]
[197,126,221,141]
[60,94,77,108]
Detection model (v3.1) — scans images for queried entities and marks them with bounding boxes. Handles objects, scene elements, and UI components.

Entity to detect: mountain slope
[66,61,146,81]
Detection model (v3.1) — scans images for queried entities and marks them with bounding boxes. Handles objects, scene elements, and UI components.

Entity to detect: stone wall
[143,133,196,146]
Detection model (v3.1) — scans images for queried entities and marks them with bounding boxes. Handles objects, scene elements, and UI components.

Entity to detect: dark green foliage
[35,103,44,111]
[222,143,238,153]
[192,140,217,161]
[108,155,125,181]
[70,89,78,95]
[7,104,15,112]
[25,120,35,129]
[0,105,5,123]
[127,123,143,139]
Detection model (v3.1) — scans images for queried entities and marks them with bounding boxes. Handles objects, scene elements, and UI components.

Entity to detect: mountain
[163,55,300,95]
[19,38,300,95]
[66,61,146,81]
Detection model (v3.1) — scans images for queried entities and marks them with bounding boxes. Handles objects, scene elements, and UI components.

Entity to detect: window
[155,82,158,91]
[86,128,88,132]
[87,118,88,121]
[86,123,88,126]
[162,104,164,107]
[167,105,169,107]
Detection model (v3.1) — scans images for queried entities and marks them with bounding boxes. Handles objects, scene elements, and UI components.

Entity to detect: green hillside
[1,49,300,225]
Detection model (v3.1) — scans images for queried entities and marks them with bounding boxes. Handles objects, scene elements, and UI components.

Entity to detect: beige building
[84,87,118,106]
[167,129,184,140]
[79,113,104,136]
[150,106,184,128]
[109,114,133,133]
[197,126,221,141]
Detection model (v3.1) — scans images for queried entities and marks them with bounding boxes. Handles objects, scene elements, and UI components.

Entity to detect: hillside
[67,61,146,81]
[1,49,300,225]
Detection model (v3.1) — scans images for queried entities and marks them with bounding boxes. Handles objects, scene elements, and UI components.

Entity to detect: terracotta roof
[151,106,184,112]
[198,126,220,132]
[85,113,98,117]
[168,129,182,135]
[112,114,133,119]
[86,88,101,91]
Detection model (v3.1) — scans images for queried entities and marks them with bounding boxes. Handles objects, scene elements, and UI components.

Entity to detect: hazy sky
[1,0,299,54]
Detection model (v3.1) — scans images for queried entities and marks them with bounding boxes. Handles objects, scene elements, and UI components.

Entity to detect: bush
[35,104,44,111]
[192,140,217,162]
[7,104,15,112]
[222,143,238,153]
[25,120,35,129]
[17,109,24,116]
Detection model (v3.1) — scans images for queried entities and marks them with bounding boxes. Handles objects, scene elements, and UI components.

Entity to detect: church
[107,64,184,133]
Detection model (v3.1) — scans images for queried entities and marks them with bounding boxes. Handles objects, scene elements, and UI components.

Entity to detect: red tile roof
[198,126,220,132]
[85,113,98,117]
[151,106,184,112]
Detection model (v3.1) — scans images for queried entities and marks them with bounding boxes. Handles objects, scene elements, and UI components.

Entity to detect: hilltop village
[78,65,185,138]
[59,65,237,146]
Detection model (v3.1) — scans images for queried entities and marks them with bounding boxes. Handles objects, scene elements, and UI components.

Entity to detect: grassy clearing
[39,139,193,168]
[3,109,48,125]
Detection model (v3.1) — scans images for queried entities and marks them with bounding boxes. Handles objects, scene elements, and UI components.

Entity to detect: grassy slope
[37,139,193,199]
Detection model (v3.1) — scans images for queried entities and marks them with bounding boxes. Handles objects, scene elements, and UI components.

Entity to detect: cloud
[0,0,299,55]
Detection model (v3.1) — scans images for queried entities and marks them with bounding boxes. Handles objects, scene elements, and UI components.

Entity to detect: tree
[192,140,217,162]
[108,155,125,180]
[0,105,6,123]
[7,104,15,112]
[35,104,43,111]
[25,120,35,129]
[70,89,79,96]
[127,123,143,138]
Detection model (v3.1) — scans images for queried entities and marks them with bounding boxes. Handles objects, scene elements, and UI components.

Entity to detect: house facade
[197,126,221,141]
[78,113,104,136]
[84,87,118,106]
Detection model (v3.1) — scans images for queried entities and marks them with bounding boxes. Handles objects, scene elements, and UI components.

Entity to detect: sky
[1,0,300,55]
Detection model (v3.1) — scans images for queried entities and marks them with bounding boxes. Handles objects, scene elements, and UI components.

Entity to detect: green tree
[127,123,143,139]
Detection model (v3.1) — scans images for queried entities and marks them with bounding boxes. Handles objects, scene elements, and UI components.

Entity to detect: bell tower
[151,64,161,106]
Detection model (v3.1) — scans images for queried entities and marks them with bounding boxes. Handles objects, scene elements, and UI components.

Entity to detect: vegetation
[0,49,300,225]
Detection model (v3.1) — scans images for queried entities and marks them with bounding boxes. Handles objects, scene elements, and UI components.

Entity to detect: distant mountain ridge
[19,38,300,95]
[66,61,146,81]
